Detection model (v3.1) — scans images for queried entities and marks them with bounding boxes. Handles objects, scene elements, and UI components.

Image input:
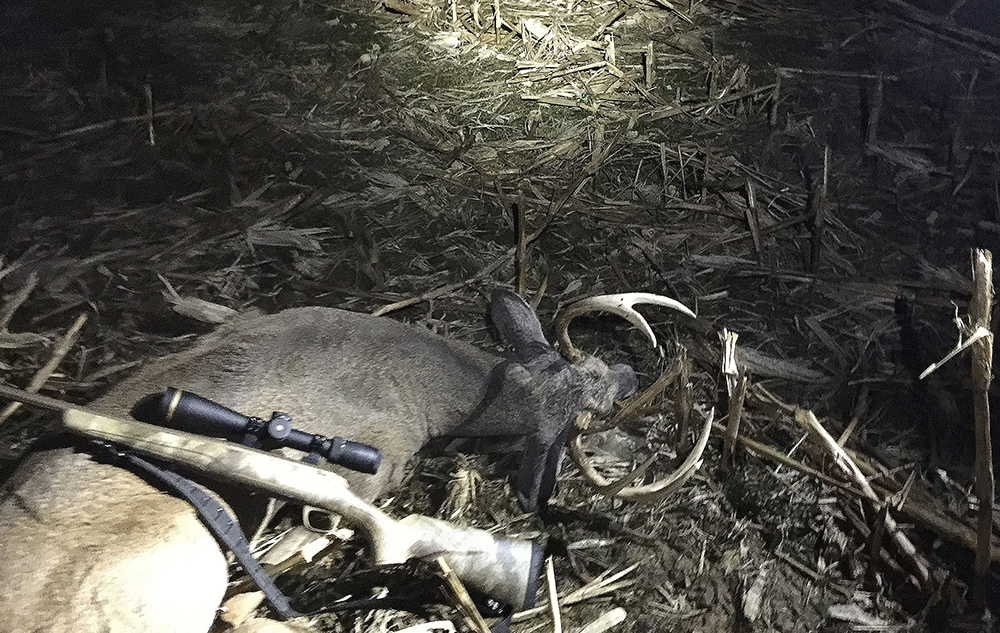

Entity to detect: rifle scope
[132,387,381,475]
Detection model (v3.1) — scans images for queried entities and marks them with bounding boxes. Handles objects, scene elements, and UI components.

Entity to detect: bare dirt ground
[4,0,1000,631]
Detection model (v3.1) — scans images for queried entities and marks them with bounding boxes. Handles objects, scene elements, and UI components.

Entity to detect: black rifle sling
[490,613,513,633]
[95,443,519,625]
[112,448,302,620]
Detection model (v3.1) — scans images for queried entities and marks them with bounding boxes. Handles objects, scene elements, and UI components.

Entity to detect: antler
[558,292,704,502]
[569,408,713,503]
[555,293,697,361]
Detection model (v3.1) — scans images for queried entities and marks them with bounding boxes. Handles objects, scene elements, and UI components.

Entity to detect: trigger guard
[302,505,336,533]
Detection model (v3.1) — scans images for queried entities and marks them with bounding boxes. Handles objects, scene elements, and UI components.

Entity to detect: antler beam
[569,408,714,503]
[556,293,696,361]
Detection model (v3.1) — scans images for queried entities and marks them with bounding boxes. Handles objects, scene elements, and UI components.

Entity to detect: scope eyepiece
[321,436,381,474]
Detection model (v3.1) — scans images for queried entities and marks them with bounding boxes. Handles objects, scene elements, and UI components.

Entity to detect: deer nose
[611,363,638,399]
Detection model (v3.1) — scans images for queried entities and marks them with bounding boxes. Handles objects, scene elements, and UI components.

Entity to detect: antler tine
[570,408,713,503]
[556,293,697,361]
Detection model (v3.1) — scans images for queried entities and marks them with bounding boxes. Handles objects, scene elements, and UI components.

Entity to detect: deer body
[0,292,635,633]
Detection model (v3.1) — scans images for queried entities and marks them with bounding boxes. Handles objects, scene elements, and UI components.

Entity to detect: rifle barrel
[0,383,86,413]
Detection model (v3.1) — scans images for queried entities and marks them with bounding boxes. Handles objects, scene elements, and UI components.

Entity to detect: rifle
[0,385,543,610]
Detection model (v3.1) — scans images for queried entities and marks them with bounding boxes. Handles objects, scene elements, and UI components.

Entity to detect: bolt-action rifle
[0,384,543,610]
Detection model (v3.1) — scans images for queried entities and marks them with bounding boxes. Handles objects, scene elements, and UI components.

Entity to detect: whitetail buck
[0,289,703,633]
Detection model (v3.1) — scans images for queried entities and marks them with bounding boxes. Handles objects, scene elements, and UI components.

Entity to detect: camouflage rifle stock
[60,407,543,609]
[0,385,542,610]
[59,407,543,609]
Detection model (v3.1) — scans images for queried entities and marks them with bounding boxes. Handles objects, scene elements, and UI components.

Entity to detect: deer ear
[515,424,573,511]
[611,363,638,399]
[491,290,553,363]
[515,435,553,511]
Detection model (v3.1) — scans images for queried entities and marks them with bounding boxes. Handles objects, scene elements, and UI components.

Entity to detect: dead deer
[0,289,702,633]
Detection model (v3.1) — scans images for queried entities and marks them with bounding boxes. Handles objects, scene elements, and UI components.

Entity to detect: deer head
[553,293,712,504]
